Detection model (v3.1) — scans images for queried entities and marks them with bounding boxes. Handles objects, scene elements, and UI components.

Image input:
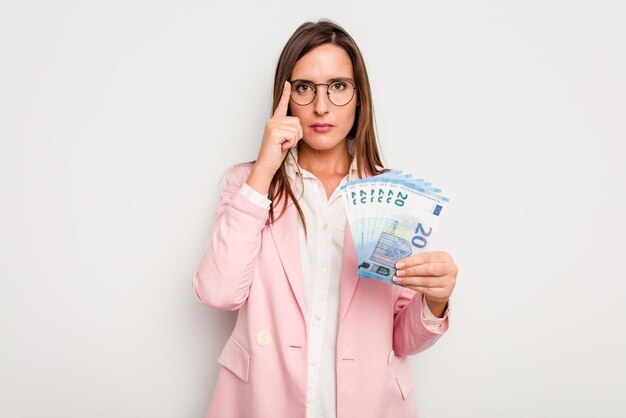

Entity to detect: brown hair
[267,19,385,228]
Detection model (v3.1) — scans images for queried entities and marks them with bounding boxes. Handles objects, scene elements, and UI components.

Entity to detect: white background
[1,1,625,417]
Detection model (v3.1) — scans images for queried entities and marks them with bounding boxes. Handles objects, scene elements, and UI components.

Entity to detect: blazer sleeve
[192,163,269,311]
[392,286,449,357]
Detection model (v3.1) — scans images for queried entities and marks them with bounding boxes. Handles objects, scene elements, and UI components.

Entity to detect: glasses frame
[289,79,358,107]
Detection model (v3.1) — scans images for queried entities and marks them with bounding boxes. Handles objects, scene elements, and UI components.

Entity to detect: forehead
[291,43,354,81]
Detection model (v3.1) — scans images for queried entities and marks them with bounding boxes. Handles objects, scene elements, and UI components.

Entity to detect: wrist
[246,164,276,196]
[425,297,449,318]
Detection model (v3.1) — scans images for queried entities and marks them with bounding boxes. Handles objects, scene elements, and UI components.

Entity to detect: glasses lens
[291,82,315,106]
[328,81,355,106]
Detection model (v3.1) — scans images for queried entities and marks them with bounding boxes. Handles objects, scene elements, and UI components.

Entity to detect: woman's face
[289,43,357,153]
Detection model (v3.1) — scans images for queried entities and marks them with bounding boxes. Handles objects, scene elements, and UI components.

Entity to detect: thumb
[273,81,291,118]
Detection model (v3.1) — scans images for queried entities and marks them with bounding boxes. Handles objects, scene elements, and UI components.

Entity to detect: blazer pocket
[218,336,250,383]
[391,360,415,400]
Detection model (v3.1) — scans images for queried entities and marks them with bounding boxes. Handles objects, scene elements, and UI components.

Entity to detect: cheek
[342,106,357,128]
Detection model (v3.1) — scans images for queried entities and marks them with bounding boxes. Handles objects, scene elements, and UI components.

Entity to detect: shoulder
[229,161,255,178]
[362,165,390,179]
[223,161,255,188]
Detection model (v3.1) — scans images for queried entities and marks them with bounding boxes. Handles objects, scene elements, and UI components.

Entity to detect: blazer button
[387,350,395,365]
[256,331,271,346]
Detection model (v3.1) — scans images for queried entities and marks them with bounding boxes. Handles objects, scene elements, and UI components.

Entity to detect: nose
[313,86,331,115]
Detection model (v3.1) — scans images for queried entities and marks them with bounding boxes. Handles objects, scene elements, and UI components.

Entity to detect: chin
[301,133,347,152]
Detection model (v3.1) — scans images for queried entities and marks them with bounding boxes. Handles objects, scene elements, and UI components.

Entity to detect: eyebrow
[291,77,355,84]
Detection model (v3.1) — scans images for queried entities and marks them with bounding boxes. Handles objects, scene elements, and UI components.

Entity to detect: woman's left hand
[393,251,458,313]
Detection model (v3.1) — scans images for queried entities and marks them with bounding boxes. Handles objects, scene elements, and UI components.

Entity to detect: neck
[297,140,351,177]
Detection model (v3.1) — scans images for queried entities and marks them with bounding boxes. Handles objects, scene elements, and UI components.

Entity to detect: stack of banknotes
[341,170,450,285]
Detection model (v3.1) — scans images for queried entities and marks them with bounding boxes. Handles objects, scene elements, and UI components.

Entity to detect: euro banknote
[341,171,450,285]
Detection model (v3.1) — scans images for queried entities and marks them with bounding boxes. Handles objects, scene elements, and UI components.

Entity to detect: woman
[193,19,458,418]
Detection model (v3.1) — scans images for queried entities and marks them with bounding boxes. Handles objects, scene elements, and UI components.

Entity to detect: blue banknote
[341,171,450,285]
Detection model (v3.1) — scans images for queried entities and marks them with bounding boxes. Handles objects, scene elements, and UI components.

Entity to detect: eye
[295,83,314,94]
[330,81,347,91]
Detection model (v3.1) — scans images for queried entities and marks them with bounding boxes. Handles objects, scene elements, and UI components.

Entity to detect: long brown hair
[267,19,385,227]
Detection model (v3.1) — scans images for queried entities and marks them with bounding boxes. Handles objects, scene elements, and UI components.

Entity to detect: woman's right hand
[247,81,303,194]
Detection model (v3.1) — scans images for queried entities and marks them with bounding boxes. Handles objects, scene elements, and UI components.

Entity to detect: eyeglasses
[290,80,357,106]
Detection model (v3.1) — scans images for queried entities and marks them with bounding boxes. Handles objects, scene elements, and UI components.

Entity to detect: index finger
[273,81,292,118]
[396,251,450,268]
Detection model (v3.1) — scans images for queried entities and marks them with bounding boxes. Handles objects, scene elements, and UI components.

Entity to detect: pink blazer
[193,163,449,418]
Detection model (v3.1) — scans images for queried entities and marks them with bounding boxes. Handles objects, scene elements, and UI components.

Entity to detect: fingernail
[395,261,405,269]
[396,269,405,277]
[393,276,401,283]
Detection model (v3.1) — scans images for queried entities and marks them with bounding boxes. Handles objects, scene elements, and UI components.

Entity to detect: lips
[311,123,334,133]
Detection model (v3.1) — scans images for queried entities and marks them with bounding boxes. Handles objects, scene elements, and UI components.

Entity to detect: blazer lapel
[268,198,308,325]
[338,221,359,326]
[338,167,380,325]
[267,173,363,328]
